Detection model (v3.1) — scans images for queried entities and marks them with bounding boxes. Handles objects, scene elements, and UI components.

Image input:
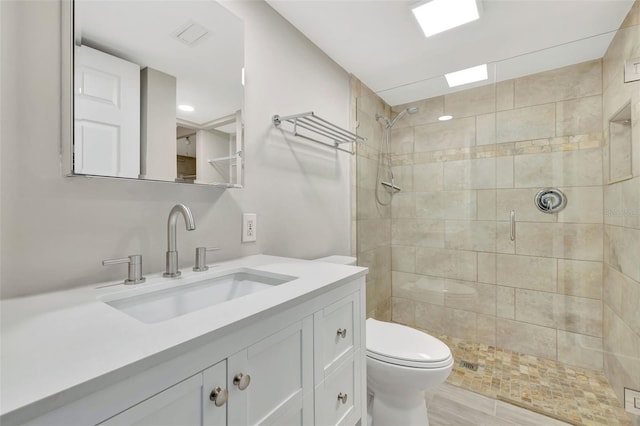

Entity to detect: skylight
[412,0,482,38]
[444,64,488,87]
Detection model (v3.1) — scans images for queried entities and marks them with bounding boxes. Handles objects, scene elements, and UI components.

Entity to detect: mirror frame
[60,0,244,188]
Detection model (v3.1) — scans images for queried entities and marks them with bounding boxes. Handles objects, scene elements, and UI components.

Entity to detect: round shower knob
[534,188,567,213]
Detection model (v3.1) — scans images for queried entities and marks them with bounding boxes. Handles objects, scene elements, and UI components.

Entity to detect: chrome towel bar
[273,111,365,155]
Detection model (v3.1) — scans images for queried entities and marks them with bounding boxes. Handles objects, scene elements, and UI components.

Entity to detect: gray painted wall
[0,0,352,298]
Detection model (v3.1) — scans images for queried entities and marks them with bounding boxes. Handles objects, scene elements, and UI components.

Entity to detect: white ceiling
[267,0,635,106]
[76,1,244,126]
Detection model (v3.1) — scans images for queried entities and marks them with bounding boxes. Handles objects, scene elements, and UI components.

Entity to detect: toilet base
[368,389,429,426]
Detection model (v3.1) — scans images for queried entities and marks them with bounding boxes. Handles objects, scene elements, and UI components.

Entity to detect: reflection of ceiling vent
[172,20,210,46]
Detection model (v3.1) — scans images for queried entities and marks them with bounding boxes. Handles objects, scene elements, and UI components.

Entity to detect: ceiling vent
[172,20,210,46]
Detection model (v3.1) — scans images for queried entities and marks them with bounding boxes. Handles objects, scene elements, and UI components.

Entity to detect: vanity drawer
[315,353,361,426]
[314,292,360,379]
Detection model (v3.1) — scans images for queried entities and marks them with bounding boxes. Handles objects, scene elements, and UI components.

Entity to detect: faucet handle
[193,247,220,272]
[103,254,146,285]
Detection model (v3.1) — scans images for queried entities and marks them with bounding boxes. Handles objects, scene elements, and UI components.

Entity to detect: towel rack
[272,111,365,155]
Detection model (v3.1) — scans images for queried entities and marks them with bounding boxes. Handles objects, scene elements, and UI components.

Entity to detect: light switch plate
[624,387,640,415]
[624,57,640,83]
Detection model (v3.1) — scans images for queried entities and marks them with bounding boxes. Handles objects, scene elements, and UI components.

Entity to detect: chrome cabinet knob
[337,392,348,404]
[233,372,251,390]
[209,386,228,407]
[337,328,347,338]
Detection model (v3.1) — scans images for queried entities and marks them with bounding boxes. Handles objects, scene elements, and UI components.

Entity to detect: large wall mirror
[64,0,244,187]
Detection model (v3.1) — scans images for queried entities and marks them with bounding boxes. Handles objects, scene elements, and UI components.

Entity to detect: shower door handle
[510,210,516,241]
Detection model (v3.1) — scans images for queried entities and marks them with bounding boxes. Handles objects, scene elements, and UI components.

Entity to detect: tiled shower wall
[602,1,640,416]
[351,76,393,320]
[388,59,606,370]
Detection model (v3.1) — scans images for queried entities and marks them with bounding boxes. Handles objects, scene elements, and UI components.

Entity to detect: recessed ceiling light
[438,115,453,121]
[412,0,482,38]
[445,64,488,87]
[178,105,195,112]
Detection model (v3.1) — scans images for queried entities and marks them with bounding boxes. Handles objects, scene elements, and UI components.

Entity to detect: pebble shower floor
[420,328,631,425]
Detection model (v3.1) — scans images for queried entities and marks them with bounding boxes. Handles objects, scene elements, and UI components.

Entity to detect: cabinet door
[227,318,314,426]
[315,353,361,426]
[99,360,227,426]
[314,292,360,380]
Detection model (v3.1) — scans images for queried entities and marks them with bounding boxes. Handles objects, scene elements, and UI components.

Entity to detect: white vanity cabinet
[99,360,228,426]
[16,274,365,426]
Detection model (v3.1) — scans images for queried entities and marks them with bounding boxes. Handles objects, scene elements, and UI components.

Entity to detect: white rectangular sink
[103,269,296,323]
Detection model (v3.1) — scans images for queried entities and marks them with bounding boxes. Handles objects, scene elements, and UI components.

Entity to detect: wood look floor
[426,383,571,426]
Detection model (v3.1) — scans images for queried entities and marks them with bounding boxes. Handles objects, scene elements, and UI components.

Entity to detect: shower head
[377,106,419,129]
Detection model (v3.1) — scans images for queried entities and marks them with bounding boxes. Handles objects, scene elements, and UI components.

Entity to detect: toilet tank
[313,255,357,266]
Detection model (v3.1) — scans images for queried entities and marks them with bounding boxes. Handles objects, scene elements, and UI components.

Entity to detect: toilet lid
[366,318,453,368]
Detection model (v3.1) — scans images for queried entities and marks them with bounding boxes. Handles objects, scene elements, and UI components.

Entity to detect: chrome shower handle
[510,210,516,241]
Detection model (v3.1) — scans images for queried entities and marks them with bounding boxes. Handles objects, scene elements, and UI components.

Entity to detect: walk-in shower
[374,106,418,205]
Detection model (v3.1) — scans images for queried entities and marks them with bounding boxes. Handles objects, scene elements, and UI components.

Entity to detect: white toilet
[314,256,454,426]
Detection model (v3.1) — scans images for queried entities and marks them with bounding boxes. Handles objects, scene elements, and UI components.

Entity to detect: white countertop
[0,255,367,422]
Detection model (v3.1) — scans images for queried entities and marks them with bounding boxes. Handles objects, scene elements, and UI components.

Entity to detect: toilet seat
[366,318,453,369]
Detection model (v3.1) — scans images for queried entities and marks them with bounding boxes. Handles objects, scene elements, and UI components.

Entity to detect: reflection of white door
[74,45,140,178]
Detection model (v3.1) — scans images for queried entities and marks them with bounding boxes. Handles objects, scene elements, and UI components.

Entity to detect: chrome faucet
[164,204,196,277]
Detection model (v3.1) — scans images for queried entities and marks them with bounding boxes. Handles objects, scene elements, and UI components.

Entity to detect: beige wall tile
[556,186,604,224]
[415,302,478,340]
[415,117,476,152]
[476,113,496,146]
[416,191,477,220]
[358,246,391,281]
[392,97,444,129]
[604,264,625,317]
[444,84,496,118]
[514,59,602,108]
[392,164,414,192]
[444,280,496,316]
[391,271,446,305]
[604,306,640,370]
[497,319,557,359]
[497,104,556,144]
[445,221,497,252]
[476,315,496,346]
[496,189,557,222]
[604,182,625,226]
[444,158,496,190]
[391,192,415,219]
[515,222,603,262]
[357,219,390,252]
[514,148,603,188]
[557,259,603,299]
[477,190,497,221]
[496,222,516,254]
[515,289,603,337]
[391,297,416,326]
[478,252,496,284]
[391,245,416,273]
[357,187,391,220]
[620,176,640,229]
[416,247,477,281]
[497,80,515,111]
[357,155,380,189]
[390,126,415,155]
[605,225,640,282]
[620,275,640,337]
[496,156,514,188]
[413,162,444,192]
[557,330,603,370]
[392,218,445,248]
[556,95,603,136]
[497,286,515,319]
[496,254,557,292]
